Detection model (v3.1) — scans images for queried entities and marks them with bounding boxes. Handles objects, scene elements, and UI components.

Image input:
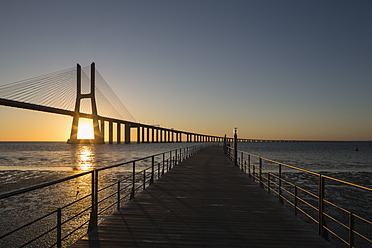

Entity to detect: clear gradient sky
[0,0,371,141]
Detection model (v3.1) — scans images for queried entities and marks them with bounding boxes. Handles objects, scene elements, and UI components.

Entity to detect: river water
[0,141,371,247]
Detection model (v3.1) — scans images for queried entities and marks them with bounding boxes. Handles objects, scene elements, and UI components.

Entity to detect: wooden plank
[73,146,334,247]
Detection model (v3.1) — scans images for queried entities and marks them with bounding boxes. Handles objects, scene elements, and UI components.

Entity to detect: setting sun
[77,118,94,139]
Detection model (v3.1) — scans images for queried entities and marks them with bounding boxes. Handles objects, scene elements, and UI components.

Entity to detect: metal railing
[225,145,372,248]
[0,144,207,248]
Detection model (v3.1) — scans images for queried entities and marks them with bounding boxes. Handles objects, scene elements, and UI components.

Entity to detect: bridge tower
[67,63,104,144]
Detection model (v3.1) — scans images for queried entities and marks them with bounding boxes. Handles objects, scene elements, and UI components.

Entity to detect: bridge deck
[73,146,333,247]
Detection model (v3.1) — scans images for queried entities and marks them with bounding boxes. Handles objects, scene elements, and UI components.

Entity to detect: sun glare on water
[79,146,93,170]
[77,118,94,139]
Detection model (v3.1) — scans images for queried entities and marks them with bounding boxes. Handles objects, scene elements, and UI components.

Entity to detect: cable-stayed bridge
[0,63,232,144]
[0,63,305,144]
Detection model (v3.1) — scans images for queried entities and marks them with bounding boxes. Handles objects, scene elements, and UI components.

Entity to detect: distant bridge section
[0,97,223,144]
[0,63,306,144]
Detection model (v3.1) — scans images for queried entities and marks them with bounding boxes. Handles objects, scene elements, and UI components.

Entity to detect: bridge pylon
[67,63,104,144]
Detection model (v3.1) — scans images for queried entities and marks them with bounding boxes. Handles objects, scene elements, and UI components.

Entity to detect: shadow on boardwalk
[73,146,334,247]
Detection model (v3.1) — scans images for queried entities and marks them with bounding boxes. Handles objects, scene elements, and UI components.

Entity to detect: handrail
[0,143,209,248]
[224,144,372,248]
[322,175,372,192]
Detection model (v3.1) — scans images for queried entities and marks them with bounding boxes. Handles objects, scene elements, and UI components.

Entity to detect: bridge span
[0,62,307,144]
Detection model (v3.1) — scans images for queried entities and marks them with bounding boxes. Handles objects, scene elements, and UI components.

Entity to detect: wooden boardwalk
[73,146,334,247]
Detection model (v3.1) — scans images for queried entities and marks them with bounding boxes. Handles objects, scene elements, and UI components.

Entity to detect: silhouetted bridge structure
[1,63,304,144]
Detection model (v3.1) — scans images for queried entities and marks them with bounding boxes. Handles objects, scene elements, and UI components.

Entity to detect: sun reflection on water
[77,146,94,171]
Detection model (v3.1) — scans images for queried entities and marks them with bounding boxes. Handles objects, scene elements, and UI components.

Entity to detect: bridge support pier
[109,121,113,144]
[117,123,121,144]
[67,63,104,144]
[125,124,131,143]
[100,120,105,142]
[137,126,140,143]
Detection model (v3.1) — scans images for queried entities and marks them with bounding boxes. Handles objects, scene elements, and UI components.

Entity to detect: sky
[0,0,371,141]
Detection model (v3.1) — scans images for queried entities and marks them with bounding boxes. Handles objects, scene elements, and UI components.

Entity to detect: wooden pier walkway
[73,146,334,247]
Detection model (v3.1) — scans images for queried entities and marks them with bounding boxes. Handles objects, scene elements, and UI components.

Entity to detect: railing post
[223,135,227,154]
[143,170,146,189]
[349,212,354,248]
[117,181,120,210]
[268,173,270,194]
[95,170,98,218]
[234,131,237,167]
[57,208,62,248]
[248,155,251,177]
[162,153,165,175]
[259,157,263,187]
[158,162,160,179]
[88,170,98,232]
[150,156,154,185]
[279,164,283,204]
[318,175,324,237]
[241,152,244,171]
[252,160,255,182]
[173,152,175,168]
[175,149,178,165]
[91,170,95,216]
[170,151,172,170]
[294,185,297,215]
[130,161,135,199]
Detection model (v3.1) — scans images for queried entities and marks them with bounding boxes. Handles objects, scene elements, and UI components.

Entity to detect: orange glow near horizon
[77,118,94,139]
[0,106,371,142]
